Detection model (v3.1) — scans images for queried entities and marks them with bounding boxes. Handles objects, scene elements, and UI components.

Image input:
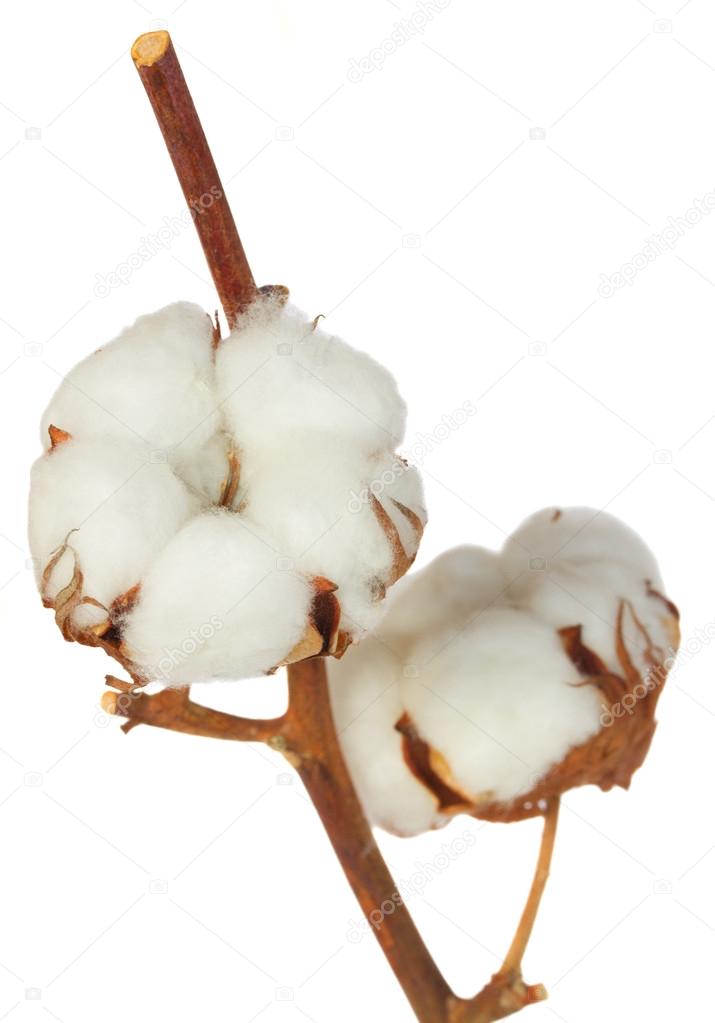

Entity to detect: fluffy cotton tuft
[328,507,677,836]
[29,297,424,682]
[40,304,220,476]
[121,511,313,684]
[215,294,407,453]
[29,439,199,630]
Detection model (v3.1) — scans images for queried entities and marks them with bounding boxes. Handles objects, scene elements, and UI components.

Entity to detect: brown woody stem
[282,658,452,1022]
[129,30,543,1023]
[132,31,256,327]
[103,682,284,742]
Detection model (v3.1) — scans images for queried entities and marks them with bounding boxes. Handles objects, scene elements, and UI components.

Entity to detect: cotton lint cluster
[328,508,679,837]
[29,293,426,684]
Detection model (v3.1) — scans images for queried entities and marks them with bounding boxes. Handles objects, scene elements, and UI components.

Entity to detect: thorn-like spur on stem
[103,678,284,742]
[132,31,256,328]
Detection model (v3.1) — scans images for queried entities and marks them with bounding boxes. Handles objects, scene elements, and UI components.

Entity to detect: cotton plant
[29,28,681,1023]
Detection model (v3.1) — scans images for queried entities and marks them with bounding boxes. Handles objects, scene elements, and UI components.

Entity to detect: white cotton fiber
[215,295,407,454]
[377,545,507,660]
[328,635,442,836]
[121,510,313,684]
[328,506,676,835]
[237,437,424,639]
[29,438,199,629]
[402,607,602,807]
[40,303,220,472]
[501,507,660,581]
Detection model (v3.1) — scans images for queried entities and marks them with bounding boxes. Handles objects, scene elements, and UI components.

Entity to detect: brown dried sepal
[218,444,240,508]
[396,586,680,825]
[40,540,145,680]
[279,576,348,666]
[48,424,72,450]
[370,493,425,588]
[396,713,474,815]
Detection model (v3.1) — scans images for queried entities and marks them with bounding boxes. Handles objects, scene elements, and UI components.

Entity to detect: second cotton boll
[328,508,679,837]
[29,296,426,682]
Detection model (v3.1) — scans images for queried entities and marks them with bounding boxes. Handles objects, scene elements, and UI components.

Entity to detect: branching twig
[103,679,284,742]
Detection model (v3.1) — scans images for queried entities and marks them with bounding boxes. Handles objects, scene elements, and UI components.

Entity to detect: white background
[1,1,714,1021]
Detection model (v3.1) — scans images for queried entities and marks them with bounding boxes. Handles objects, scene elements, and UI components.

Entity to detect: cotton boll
[215,295,407,455]
[328,635,443,836]
[402,607,603,807]
[40,303,220,471]
[330,514,676,835]
[29,438,199,629]
[122,510,313,684]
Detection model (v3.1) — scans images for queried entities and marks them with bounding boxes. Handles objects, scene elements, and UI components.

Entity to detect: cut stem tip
[131,30,171,68]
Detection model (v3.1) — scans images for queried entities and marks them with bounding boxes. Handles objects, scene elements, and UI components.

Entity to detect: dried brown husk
[396,586,680,825]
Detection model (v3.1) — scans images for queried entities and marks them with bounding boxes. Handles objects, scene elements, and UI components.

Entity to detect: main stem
[132,31,256,327]
[131,31,452,1023]
[284,660,452,1021]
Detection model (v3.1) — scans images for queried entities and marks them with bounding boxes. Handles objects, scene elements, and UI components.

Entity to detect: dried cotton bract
[29,296,425,683]
[328,508,679,837]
